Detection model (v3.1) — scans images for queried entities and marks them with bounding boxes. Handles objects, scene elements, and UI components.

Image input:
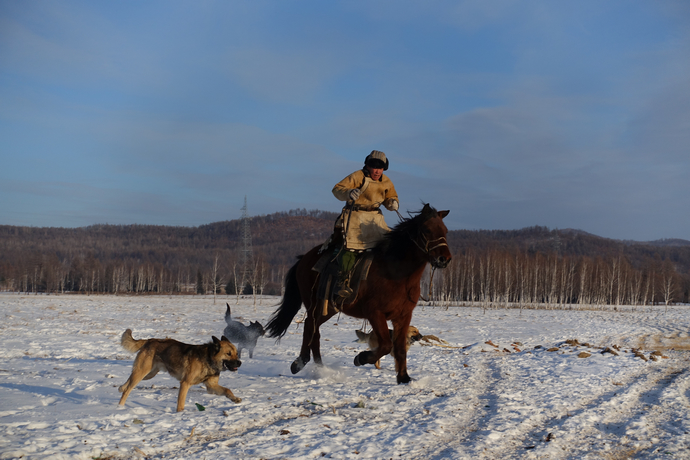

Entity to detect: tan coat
[332,169,399,251]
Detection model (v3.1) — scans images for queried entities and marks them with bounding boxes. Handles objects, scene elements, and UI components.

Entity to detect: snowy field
[0,294,689,460]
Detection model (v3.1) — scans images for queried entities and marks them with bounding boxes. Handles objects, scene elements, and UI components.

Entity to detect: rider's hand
[387,199,399,211]
[348,189,361,201]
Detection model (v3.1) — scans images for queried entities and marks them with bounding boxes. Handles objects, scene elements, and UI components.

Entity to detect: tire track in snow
[528,363,690,459]
[400,351,508,459]
[406,348,687,460]
[480,357,688,459]
[143,357,496,460]
[165,350,501,459]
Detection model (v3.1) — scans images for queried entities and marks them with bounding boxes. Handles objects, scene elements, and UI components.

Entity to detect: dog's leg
[118,351,154,406]
[118,374,138,406]
[204,376,242,403]
[176,381,192,412]
[142,368,160,380]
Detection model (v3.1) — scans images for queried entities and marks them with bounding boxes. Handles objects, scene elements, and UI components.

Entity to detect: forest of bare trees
[428,248,686,309]
[0,209,338,298]
[1,211,689,306]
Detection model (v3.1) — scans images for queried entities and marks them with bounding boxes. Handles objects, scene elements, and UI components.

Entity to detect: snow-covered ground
[0,293,689,459]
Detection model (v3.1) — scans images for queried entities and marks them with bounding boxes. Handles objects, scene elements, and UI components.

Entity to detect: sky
[1,1,689,241]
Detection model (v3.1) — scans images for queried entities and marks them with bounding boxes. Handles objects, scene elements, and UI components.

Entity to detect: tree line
[0,210,338,298]
[1,213,689,305]
[434,226,690,306]
[431,247,685,308]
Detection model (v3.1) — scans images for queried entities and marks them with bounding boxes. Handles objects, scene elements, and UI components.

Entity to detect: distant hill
[642,239,690,247]
[1,209,688,302]
[0,209,339,269]
[0,209,339,295]
[447,225,690,273]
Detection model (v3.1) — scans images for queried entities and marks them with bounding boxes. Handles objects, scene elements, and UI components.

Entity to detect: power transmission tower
[240,196,254,293]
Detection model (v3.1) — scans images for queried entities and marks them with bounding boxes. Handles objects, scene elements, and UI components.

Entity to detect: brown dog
[355,325,423,369]
[118,329,242,412]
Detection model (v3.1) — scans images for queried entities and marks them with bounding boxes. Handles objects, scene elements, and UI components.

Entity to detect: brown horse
[266,204,452,384]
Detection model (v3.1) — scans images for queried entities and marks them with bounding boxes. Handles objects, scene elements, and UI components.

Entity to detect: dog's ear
[212,336,221,352]
[221,335,230,342]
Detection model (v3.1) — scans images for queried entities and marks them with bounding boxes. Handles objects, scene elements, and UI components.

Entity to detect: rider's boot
[335,250,356,300]
[336,272,353,299]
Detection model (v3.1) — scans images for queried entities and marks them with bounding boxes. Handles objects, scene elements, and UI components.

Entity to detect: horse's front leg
[392,316,413,384]
[354,313,391,368]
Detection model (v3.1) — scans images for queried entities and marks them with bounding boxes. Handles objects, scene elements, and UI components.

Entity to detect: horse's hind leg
[291,310,316,374]
[290,248,324,374]
[310,311,335,366]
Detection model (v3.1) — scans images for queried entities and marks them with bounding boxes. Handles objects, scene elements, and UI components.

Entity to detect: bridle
[403,215,450,302]
[395,209,448,257]
[412,235,449,256]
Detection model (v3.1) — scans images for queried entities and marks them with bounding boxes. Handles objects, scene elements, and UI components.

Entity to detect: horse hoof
[354,351,373,367]
[397,374,412,384]
[291,357,306,374]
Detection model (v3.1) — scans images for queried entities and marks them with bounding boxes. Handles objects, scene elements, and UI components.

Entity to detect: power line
[240,195,254,289]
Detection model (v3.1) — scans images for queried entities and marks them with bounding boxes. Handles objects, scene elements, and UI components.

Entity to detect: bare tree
[578,258,590,307]
[661,260,677,311]
[252,258,268,307]
[231,260,242,305]
[210,253,223,305]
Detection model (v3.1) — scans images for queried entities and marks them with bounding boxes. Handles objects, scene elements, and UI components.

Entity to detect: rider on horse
[331,150,399,299]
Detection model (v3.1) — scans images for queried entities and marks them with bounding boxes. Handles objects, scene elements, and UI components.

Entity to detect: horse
[265,203,452,384]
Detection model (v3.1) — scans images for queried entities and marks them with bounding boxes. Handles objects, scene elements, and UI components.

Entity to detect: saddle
[312,246,374,314]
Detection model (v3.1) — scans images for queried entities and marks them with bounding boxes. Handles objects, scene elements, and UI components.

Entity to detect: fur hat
[364,150,389,171]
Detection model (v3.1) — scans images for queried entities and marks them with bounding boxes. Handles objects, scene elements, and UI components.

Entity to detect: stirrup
[337,284,353,298]
[336,273,353,299]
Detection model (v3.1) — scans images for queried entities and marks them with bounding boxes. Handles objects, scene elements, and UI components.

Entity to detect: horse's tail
[266,258,303,339]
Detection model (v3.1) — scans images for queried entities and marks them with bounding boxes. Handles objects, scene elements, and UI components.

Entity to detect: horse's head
[414,204,452,269]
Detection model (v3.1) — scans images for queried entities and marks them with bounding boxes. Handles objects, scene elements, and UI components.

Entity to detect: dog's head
[249,321,265,337]
[355,329,371,343]
[406,326,423,344]
[212,336,242,372]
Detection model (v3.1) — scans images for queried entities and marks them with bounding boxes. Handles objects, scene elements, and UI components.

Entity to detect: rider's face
[366,165,383,181]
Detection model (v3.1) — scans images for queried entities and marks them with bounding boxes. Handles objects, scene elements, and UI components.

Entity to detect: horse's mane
[376,203,438,253]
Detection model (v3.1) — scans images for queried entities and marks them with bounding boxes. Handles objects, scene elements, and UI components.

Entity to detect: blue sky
[1,1,689,241]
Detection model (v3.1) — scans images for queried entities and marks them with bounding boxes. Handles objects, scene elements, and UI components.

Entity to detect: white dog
[223,304,265,359]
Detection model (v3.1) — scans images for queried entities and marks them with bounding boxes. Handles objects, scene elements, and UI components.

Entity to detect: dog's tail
[266,257,303,340]
[120,329,146,353]
[225,303,232,321]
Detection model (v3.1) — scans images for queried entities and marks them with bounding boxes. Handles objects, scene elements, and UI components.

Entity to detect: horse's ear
[438,210,450,219]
